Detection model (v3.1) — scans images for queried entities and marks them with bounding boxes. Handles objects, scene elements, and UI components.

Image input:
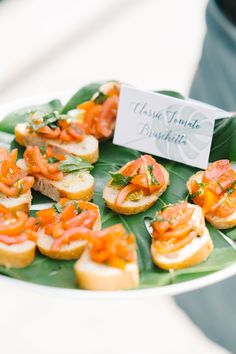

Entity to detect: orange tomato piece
[115,184,141,206]
[38,126,60,139]
[203,160,231,183]
[77,101,95,111]
[121,158,142,177]
[131,174,149,189]
[51,226,93,251]
[0,211,28,236]
[202,187,220,214]
[0,234,28,245]
[61,203,76,221]
[36,208,57,225]
[153,231,196,254]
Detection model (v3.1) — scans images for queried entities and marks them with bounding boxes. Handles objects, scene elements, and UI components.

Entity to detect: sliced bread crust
[0,241,36,268]
[103,164,169,215]
[0,190,32,215]
[15,123,99,163]
[17,159,94,202]
[74,248,139,290]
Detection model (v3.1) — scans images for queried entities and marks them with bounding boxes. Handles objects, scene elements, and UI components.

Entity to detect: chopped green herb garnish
[47,157,59,164]
[227,180,236,194]
[28,111,69,131]
[94,91,109,104]
[18,183,23,196]
[195,181,208,188]
[189,190,202,199]
[58,155,93,173]
[39,146,47,155]
[148,165,160,185]
[52,203,62,213]
[73,201,81,214]
[109,172,132,186]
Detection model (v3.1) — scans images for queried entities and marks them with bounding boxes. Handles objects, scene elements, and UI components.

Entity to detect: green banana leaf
[0,87,236,291]
[60,81,106,113]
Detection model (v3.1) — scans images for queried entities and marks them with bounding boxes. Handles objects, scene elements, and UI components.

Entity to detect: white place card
[113,85,231,169]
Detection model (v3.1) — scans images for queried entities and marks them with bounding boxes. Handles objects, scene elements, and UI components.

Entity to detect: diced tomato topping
[0,148,34,197]
[24,146,63,181]
[0,205,37,245]
[191,160,236,217]
[151,202,198,253]
[89,224,136,269]
[36,199,100,251]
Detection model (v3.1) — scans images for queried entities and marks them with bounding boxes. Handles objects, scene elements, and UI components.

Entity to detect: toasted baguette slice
[0,190,32,215]
[37,204,101,260]
[151,205,213,270]
[103,164,169,215]
[0,241,36,268]
[15,123,99,164]
[187,171,236,229]
[17,159,94,202]
[74,248,139,290]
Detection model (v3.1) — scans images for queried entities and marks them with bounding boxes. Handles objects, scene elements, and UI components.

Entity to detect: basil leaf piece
[47,157,59,164]
[109,172,132,186]
[28,111,69,131]
[58,155,93,173]
[94,91,108,104]
[227,180,236,194]
[148,165,160,186]
[39,146,47,156]
[52,203,62,213]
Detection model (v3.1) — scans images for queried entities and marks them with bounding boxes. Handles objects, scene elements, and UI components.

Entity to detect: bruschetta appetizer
[0,148,34,214]
[103,155,169,215]
[17,145,94,202]
[69,81,120,140]
[187,160,236,229]
[15,110,99,163]
[74,224,139,290]
[36,198,101,260]
[150,201,213,270]
[0,204,37,268]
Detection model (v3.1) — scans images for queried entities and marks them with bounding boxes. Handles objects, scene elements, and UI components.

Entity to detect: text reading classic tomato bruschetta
[103,155,169,215]
[36,199,101,260]
[15,110,99,163]
[69,81,120,141]
[150,202,213,270]
[74,224,139,290]
[17,146,94,202]
[0,148,34,214]
[187,160,236,229]
[0,204,37,268]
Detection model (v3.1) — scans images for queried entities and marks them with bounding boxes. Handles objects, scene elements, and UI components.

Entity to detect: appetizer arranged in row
[188,159,236,229]
[0,199,139,291]
[18,146,94,202]
[0,148,34,214]
[150,201,213,270]
[103,154,169,214]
